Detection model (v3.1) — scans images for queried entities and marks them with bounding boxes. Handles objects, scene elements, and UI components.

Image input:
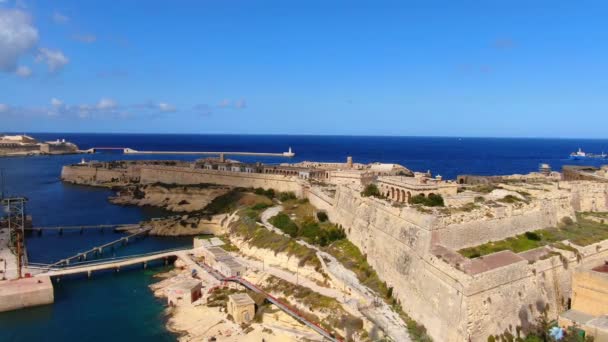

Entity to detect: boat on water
[569,148,608,160]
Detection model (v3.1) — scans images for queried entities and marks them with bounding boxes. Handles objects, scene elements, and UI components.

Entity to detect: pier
[28,248,186,278]
[83,147,295,158]
[26,223,141,236]
[27,247,340,342]
[43,227,152,267]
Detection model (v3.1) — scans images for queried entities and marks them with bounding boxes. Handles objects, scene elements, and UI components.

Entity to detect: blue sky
[1,0,607,137]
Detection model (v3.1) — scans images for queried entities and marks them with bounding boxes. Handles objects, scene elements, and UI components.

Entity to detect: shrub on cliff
[410,194,444,207]
[361,184,381,198]
[278,191,297,202]
[269,213,299,237]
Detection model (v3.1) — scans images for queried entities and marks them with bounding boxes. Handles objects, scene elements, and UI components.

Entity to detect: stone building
[227,293,255,324]
[216,258,246,277]
[377,174,458,203]
[558,261,608,339]
[167,279,202,306]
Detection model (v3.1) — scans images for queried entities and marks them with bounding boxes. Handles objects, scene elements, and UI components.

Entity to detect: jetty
[82,147,295,158]
[26,248,339,341]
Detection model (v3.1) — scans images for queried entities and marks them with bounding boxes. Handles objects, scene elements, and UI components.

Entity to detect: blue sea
[0,133,607,341]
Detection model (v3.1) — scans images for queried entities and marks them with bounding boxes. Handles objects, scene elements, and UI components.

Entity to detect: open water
[0,133,607,341]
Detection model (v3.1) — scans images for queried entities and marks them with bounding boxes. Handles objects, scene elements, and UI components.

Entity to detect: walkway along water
[28,246,340,342]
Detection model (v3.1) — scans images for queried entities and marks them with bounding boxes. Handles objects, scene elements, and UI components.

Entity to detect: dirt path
[259,206,411,342]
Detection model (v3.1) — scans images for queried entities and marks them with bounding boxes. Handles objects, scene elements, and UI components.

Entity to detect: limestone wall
[311,184,608,341]
[305,186,336,217]
[435,197,574,250]
[61,165,129,185]
[138,166,304,196]
[327,186,471,341]
[564,181,608,212]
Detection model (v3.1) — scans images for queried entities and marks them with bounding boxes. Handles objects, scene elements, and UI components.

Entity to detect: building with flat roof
[227,293,255,324]
[167,279,202,306]
[558,261,608,339]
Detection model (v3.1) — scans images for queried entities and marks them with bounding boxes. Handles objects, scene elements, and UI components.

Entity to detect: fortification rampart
[316,184,608,341]
[434,196,574,250]
[61,165,132,184]
[138,166,304,196]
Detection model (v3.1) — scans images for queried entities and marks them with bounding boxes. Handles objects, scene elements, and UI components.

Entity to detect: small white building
[227,293,255,324]
[167,279,202,306]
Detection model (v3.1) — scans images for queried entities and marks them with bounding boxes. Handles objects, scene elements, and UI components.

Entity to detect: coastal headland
[3,155,608,341]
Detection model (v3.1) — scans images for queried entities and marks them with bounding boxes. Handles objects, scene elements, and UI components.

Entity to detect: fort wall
[138,166,304,196]
[321,184,608,341]
[434,197,574,250]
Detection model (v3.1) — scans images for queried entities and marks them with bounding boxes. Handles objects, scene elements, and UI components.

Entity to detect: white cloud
[0,9,38,72]
[158,102,176,112]
[0,103,9,113]
[218,99,231,108]
[50,97,63,108]
[72,33,96,43]
[235,99,247,109]
[96,98,117,110]
[15,65,31,77]
[52,11,68,24]
[36,48,69,72]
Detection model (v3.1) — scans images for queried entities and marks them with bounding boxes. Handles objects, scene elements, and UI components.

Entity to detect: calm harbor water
[1,133,607,341]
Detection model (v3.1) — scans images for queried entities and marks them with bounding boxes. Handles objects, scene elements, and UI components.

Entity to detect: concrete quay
[0,276,54,312]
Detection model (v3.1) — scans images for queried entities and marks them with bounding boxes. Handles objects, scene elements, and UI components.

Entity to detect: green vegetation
[253,187,275,199]
[202,189,246,215]
[497,194,525,204]
[361,184,382,198]
[325,239,389,297]
[471,184,501,193]
[269,213,299,237]
[230,216,322,270]
[410,193,444,207]
[278,191,297,202]
[270,212,346,247]
[459,213,608,258]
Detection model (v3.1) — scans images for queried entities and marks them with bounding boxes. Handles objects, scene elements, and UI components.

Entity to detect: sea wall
[61,165,130,185]
[0,276,54,312]
[138,166,304,196]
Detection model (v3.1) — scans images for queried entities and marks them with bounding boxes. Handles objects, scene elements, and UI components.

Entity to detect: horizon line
[5,131,608,141]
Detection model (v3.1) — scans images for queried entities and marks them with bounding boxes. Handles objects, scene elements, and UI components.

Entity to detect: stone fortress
[61,156,608,341]
[0,134,79,156]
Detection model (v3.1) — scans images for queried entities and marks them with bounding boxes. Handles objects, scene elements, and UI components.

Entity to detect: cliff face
[146,214,228,236]
[109,183,231,212]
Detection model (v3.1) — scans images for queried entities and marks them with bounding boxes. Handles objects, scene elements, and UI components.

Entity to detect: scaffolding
[1,197,28,278]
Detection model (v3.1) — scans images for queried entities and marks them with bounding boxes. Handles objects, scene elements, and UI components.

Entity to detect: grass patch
[459,213,608,258]
[410,193,444,207]
[230,216,322,270]
[325,240,389,297]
